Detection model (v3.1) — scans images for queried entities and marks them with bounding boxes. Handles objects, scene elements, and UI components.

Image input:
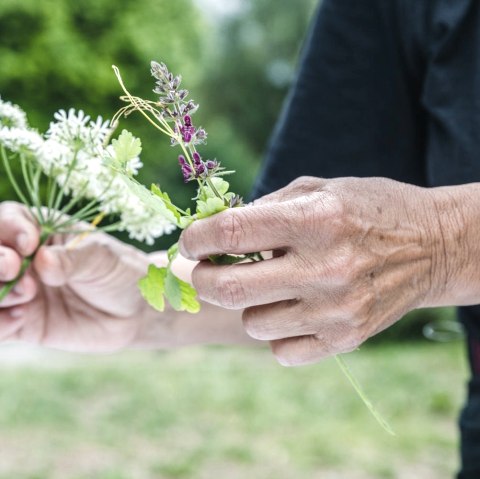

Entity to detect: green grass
[0,340,468,479]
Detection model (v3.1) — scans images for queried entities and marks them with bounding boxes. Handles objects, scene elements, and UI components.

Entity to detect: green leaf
[165,268,182,310]
[196,197,227,219]
[138,264,167,312]
[121,177,178,225]
[177,277,201,313]
[151,183,182,224]
[179,215,194,228]
[197,177,230,201]
[111,130,142,166]
[138,264,200,314]
[164,268,201,313]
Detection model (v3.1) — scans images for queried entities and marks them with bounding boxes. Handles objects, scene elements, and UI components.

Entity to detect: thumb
[33,241,118,287]
[33,245,78,287]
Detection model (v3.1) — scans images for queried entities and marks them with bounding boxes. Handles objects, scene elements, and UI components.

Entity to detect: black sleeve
[251,0,429,200]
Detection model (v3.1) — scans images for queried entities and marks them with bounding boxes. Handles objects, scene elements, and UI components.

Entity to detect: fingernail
[16,233,29,253]
[13,283,24,295]
[9,307,23,318]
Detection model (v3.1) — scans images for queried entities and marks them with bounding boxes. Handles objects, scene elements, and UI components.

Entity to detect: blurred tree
[0,0,318,249]
[0,0,203,248]
[196,0,318,198]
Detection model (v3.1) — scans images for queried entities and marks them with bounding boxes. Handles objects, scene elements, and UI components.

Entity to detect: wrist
[425,183,480,307]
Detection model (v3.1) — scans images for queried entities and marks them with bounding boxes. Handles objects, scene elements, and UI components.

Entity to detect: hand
[179,176,460,366]
[0,202,163,352]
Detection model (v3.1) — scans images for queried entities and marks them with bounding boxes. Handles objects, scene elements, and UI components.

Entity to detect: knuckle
[215,211,245,252]
[214,271,246,309]
[335,250,368,285]
[320,193,347,234]
[339,315,370,352]
[288,175,318,190]
[344,287,376,320]
[342,328,366,353]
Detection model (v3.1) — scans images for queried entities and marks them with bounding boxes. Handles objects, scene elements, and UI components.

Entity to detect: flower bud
[205,160,218,170]
[195,162,206,176]
[192,152,201,164]
[181,164,193,182]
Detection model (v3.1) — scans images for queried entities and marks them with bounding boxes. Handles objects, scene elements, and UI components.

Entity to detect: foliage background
[0,0,316,248]
[0,0,468,477]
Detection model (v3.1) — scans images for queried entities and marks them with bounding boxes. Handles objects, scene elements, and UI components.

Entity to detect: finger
[270,335,330,367]
[242,300,320,340]
[0,202,40,256]
[0,245,22,282]
[270,322,360,367]
[0,306,26,341]
[0,274,37,308]
[253,176,328,206]
[191,256,299,309]
[179,201,302,260]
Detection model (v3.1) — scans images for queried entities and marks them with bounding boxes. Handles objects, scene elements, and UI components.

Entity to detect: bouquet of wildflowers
[0,97,179,303]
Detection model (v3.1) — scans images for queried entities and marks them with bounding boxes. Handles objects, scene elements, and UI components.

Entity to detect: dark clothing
[251,1,480,477]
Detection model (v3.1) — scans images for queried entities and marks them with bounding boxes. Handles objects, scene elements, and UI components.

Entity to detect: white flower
[125,156,143,176]
[0,96,28,130]
[0,126,44,155]
[1,102,176,244]
[46,108,111,156]
[38,109,113,200]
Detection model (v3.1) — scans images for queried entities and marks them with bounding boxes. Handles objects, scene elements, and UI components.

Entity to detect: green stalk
[46,166,59,224]
[52,150,79,213]
[20,155,45,225]
[335,355,395,435]
[205,177,222,200]
[1,146,32,208]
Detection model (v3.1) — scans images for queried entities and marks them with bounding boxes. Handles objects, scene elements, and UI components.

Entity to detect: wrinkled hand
[180,176,454,366]
[0,202,158,352]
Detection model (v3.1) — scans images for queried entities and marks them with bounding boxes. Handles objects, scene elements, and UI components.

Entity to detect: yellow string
[66,212,105,250]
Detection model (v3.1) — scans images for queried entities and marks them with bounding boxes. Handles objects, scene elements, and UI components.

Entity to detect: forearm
[131,252,259,349]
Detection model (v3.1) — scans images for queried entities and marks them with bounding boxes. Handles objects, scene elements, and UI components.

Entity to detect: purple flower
[183,131,192,143]
[195,162,206,176]
[196,128,207,142]
[205,160,218,170]
[192,152,201,164]
[181,164,193,182]
[178,155,187,166]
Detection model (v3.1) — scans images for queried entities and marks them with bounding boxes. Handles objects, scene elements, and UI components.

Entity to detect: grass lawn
[0,340,468,479]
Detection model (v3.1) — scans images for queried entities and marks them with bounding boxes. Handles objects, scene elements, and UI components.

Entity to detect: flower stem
[335,355,395,435]
[205,177,222,199]
[1,146,32,208]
